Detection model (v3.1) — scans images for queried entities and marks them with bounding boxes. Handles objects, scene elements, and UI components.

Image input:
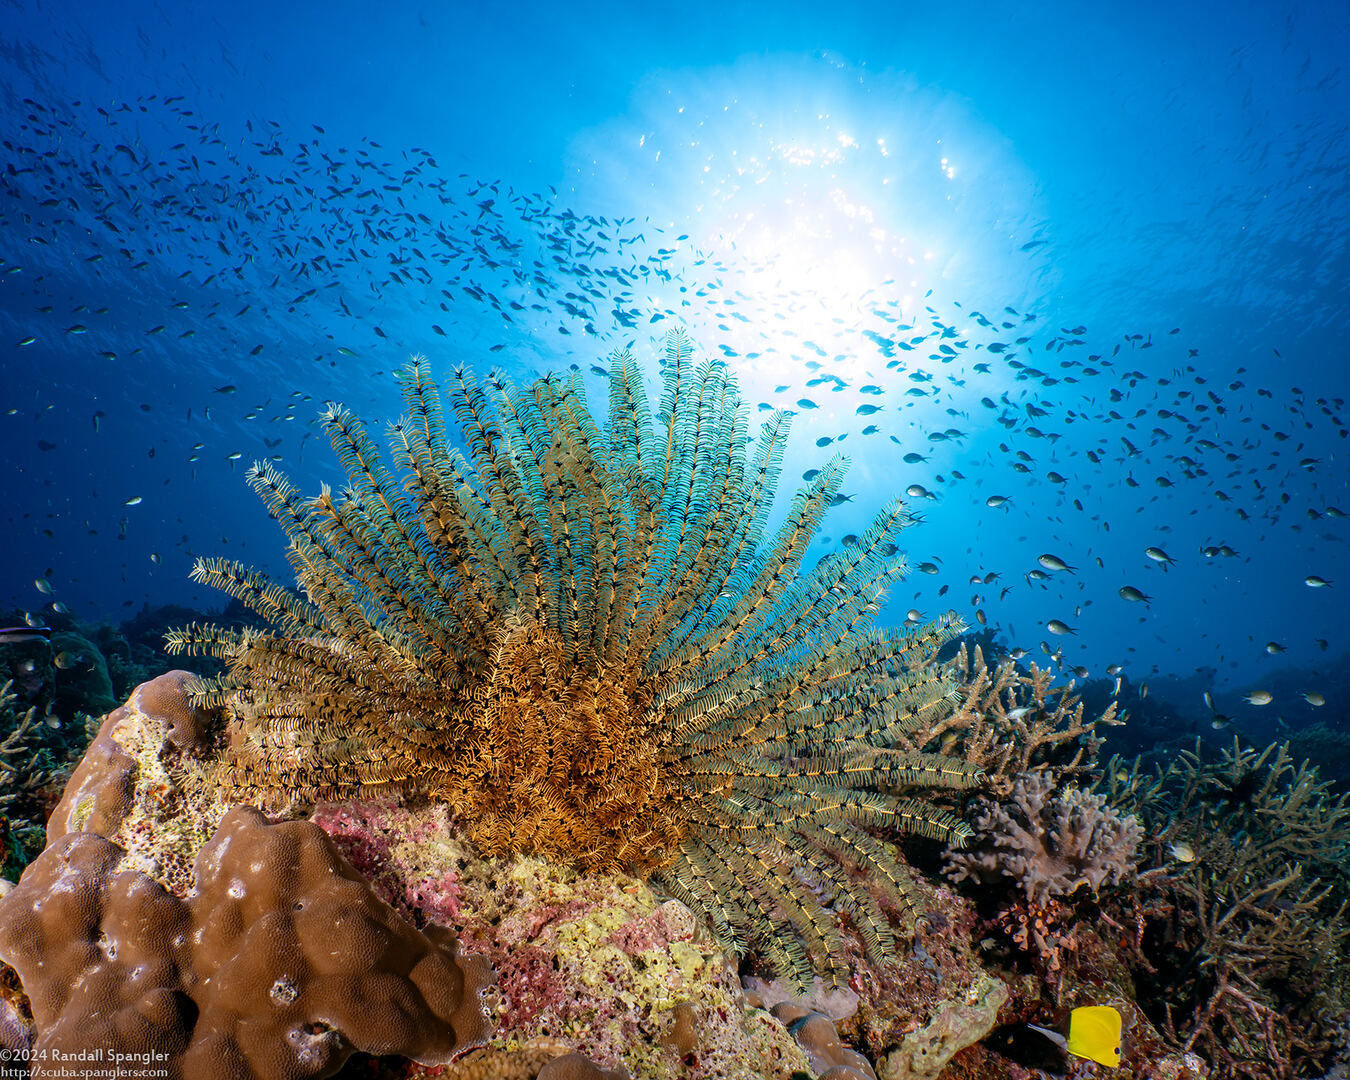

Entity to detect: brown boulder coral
[0,805,492,1079]
[0,672,492,1079]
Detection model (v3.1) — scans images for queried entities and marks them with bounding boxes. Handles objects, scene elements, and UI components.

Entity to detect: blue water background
[1,1,1346,721]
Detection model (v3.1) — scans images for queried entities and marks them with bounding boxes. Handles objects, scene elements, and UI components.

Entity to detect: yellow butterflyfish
[1067,1005,1122,1066]
[1027,1004,1122,1067]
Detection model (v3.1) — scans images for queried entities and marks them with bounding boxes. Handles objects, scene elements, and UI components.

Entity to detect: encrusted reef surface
[0,673,1271,1080]
[312,799,1007,1080]
[314,797,814,1080]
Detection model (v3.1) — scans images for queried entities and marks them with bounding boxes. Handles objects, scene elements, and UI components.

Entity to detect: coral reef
[0,672,494,1079]
[944,771,1141,979]
[49,628,117,721]
[0,332,1183,1077]
[3,673,1021,1080]
[871,972,1007,1080]
[6,651,1192,1080]
[1288,720,1350,793]
[0,608,193,884]
[536,1054,632,1080]
[2,604,214,740]
[166,332,987,988]
[0,629,53,718]
[0,680,52,881]
[43,669,221,895]
[740,874,1016,1080]
[404,1047,632,1079]
[932,771,1164,1074]
[1101,737,1350,1079]
[309,796,1012,1080]
[312,797,816,1080]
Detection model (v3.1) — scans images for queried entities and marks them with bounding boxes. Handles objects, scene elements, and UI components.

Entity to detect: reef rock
[312,798,813,1080]
[873,971,1007,1080]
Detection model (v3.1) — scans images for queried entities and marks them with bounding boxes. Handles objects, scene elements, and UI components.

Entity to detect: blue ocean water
[0,0,1345,730]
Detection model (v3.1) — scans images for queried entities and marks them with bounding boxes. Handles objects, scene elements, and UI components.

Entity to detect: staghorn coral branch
[1102,733,1350,1078]
[911,643,1116,794]
[0,681,50,818]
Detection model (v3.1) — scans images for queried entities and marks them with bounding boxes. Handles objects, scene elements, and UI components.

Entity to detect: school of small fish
[0,86,1340,722]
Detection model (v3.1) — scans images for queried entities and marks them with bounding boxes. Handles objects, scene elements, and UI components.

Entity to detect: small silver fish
[1169,841,1196,863]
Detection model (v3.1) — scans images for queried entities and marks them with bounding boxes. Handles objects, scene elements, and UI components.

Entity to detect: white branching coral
[944,770,1142,904]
